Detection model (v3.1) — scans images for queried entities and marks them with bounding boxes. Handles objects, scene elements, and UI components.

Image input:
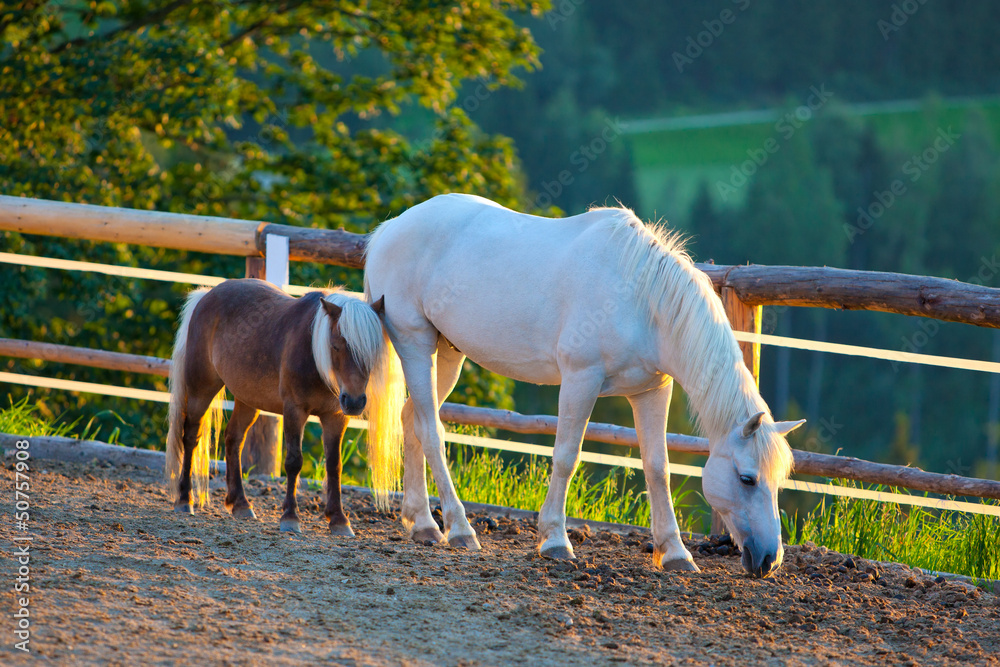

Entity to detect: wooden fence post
[711,286,763,535]
[241,256,283,478]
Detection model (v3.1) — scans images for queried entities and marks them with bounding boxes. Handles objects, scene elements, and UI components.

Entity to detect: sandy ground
[1,457,998,666]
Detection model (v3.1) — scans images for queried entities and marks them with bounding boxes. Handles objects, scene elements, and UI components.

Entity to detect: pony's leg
[397,337,479,550]
[401,341,465,544]
[176,385,223,514]
[537,372,602,560]
[223,399,259,520]
[628,382,698,572]
[319,410,354,537]
[279,405,308,534]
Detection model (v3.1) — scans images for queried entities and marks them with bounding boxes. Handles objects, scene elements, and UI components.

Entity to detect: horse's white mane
[602,206,793,481]
[311,288,387,391]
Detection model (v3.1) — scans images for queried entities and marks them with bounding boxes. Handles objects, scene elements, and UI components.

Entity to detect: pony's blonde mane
[311,289,404,508]
[605,207,793,481]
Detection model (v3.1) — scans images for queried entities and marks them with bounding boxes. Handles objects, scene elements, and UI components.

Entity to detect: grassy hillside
[627,97,1000,226]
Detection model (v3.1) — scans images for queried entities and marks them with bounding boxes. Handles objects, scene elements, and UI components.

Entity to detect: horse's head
[319,296,387,416]
[701,412,804,578]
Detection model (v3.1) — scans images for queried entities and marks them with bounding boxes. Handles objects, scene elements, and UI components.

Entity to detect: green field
[626,97,1000,224]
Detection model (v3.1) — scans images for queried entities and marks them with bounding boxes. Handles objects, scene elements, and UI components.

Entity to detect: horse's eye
[739,474,757,487]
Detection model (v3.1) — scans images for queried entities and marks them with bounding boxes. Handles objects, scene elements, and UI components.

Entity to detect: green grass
[627,99,1000,220]
[0,395,128,444]
[425,444,704,533]
[308,421,706,532]
[0,396,78,438]
[783,481,1000,584]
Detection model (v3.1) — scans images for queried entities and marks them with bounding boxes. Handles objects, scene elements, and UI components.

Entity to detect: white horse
[363,193,804,577]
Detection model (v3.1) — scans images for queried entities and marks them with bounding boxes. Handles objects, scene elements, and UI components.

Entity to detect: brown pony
[164,279,404,535]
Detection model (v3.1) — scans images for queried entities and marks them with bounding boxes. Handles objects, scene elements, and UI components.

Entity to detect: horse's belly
[467,354,562,385]
[440,327,563,385]
[216,373,286,416]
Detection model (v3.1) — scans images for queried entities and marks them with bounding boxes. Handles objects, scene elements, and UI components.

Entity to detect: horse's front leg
[319,411,354,537]
[278,406,307,534]
[628,382,698,571]
[401,342,466,544]
[400,397,441,543]
[537,371,602,560]
[400,345,480,550]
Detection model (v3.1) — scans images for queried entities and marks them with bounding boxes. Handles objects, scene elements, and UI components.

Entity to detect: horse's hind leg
[319,411,353,537]
[224,399,259,520]
[176,381,224,514]
[278,405,308,534]
[401,341,466,545]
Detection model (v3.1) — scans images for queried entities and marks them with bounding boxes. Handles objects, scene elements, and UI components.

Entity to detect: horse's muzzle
[340,393,367,416]
[741,538,780,578]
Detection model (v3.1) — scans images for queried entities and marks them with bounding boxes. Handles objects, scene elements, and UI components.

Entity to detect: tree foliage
[1,0,552,445]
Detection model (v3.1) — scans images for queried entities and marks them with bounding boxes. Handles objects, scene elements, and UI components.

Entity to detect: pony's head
[312,290,404,509]
[701,412,804,578]
[312,293,387,415]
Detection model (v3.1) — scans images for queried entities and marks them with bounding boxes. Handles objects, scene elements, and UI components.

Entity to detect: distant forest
[466,1,1000,478]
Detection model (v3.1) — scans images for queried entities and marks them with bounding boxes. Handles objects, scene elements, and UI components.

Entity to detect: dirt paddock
[2,457,998,666]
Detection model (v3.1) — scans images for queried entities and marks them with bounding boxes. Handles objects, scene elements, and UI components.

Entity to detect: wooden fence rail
[4,337,999,501]
[4,194,1000,327]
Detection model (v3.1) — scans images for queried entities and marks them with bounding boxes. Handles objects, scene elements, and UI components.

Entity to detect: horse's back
[367,194,623,285]
[184,279,314,412]
[365,194,648,383]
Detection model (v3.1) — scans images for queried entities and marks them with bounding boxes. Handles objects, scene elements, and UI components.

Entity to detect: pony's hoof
[662,557,700,572]
[232,506,257,520]
[448,533,481,551]
[174,504,194,515]
[329,523,355,538]
[411,527,445,545]
[279,519,302,534]
[540,545,577,561]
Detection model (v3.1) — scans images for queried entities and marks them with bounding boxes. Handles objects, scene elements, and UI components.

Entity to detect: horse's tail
[362,292,406,511]
[165,288,223,507]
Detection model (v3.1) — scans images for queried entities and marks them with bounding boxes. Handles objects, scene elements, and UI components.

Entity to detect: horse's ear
[741,411,766,438]
[370,295,385,316]
[321,299,342,323]
[773,419,806,436]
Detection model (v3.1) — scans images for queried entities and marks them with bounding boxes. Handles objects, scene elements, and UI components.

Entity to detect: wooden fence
[2,194,1000,512]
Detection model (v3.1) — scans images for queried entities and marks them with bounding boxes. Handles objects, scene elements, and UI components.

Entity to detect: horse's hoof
[448,533,481,551]
[662,557,700,572]
[279,519,302,534]
[540,545,577,561]
[232,506,257,520]
[329,523,355,537]
[174,504,194,515]
[411,527,445,545]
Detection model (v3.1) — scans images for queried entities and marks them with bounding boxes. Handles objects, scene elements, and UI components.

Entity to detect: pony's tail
[363,294,406,511]
[165,288,223,507]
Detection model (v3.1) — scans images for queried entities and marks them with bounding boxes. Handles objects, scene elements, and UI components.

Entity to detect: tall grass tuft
[783,480,1000,584]
[1,396,128,444]
[0,396,77,437]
